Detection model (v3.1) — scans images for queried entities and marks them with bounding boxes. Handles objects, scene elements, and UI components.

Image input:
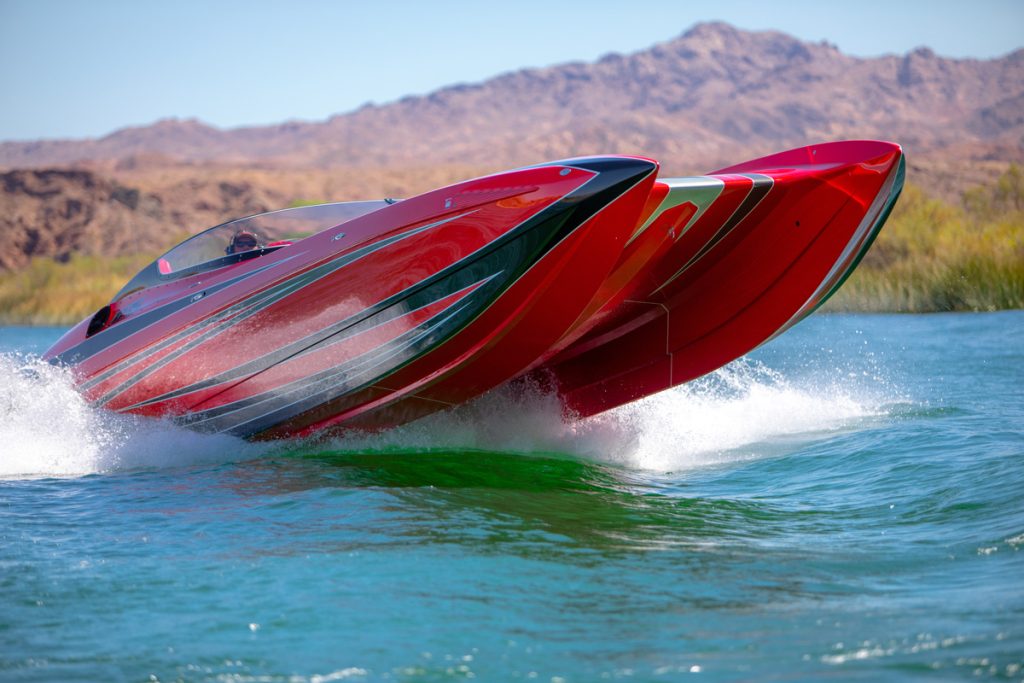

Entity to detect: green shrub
[825,166,1024,312]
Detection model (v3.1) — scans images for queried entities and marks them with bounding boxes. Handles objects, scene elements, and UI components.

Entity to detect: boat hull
[534,140,904,416]
[45,141,903,437]
[46,157,659,438]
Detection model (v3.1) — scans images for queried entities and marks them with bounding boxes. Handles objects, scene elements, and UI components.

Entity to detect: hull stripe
[182,288,493,435]
[89,211,476,403]
[120,273,499,411]
[63,258,297,371]
[653,173,774,294]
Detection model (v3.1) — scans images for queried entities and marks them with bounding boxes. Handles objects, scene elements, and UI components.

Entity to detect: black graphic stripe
[122,273,499,411]
[79,274,285,393]
[180,286,495,436]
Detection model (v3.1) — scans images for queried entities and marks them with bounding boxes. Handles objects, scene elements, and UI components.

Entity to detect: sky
[1,0,1022,142]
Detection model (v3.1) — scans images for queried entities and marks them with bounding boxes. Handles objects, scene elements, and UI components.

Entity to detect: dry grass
[825,166,1024,312]
[0,253,157,325]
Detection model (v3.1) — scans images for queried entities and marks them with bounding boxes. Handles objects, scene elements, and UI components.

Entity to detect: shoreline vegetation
[822,165,1023,313]
[1,168,1021,326]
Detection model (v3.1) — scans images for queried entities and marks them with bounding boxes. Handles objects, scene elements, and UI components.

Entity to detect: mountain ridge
[2,22,1021,172]
[1,22,1021,275]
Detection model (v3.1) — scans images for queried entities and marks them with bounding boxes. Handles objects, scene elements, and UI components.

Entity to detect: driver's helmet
[226,230,261,254]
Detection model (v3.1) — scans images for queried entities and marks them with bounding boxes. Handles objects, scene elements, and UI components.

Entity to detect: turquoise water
[1,313,1022,682]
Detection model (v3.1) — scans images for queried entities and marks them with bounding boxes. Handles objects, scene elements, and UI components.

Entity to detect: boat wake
[590,360,892,471]
[0,352,895,479]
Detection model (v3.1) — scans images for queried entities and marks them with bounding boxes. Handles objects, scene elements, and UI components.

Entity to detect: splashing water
[310,358,895,472]
[592,359,892,471]
[0,348,894,479]
[0,354,263,478]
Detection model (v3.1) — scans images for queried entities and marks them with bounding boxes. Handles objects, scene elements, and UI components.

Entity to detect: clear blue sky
[1,0,1021,142]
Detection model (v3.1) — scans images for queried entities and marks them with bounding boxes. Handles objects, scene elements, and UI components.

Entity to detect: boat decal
[653,173,774,294]
[224,302,479,436]
[57,258,297,371]
[441,158,656,333]
[90,212,476,404]
[179,283,498,436]
[119,273,501,412]
[626,176,725,246]
[97,283,306,406]
[81,269,294,394]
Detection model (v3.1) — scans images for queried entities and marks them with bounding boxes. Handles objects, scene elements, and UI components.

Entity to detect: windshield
[158,200,392,274]
[113,200,395,301]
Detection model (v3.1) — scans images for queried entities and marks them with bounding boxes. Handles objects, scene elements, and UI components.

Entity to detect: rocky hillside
[0,169,287,270]
[2,22,1021,172]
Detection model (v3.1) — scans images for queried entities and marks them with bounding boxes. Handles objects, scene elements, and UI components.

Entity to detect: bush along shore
[823,165,1024,312]
[1,167,1021,326]
[0,253,157,326]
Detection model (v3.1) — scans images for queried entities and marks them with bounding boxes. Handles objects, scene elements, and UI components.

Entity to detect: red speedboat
[44,140,904,439]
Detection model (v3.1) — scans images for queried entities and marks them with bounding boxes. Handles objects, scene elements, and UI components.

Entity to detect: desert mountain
[2,22,1022,173]
[2,22,1022,272]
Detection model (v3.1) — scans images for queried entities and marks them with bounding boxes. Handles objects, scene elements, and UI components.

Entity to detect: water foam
[589,360,887,471]
[318,358,892,473]
[0,347,892,479]
[0,354,263,479]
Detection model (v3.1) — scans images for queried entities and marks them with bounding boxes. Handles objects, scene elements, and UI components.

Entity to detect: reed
[825,165,1024,312]
[0,253,157,325]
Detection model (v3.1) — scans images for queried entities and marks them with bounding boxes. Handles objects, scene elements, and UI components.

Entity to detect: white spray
[0,352,891,479]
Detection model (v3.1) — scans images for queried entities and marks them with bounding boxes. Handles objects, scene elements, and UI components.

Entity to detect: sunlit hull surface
[45,141,904,438]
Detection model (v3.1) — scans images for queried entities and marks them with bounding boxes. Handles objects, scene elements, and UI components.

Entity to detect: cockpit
[113,199,396,301]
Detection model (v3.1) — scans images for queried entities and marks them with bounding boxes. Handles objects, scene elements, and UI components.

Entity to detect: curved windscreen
[113,200,394,301]
[159,200,392,274]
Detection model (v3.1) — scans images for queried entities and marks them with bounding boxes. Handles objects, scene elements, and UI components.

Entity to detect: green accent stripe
[627,176,724,245]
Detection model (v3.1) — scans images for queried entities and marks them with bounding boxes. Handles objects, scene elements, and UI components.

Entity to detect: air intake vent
[86,305,113,338]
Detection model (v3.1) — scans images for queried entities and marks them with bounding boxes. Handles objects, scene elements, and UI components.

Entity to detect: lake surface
[1,313,1022,682]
